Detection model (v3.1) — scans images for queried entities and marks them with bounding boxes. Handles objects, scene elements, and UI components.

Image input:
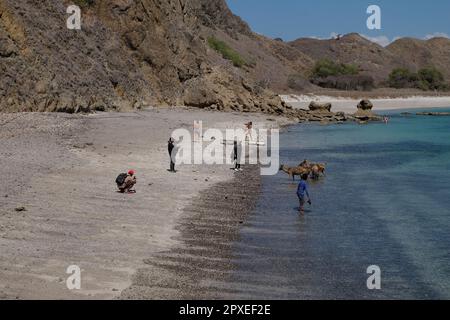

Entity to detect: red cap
[128,170,135,175]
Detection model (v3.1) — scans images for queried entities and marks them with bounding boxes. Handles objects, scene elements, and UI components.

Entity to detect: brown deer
[279,165,310,181]
[310,163,326,179]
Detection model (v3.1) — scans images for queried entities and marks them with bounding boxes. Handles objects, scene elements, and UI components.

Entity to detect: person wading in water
[297,173,312,214]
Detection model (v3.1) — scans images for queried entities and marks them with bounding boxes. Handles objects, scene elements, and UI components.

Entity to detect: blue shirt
[297,180,310,199]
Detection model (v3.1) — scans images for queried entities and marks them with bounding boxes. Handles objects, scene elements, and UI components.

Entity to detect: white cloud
[306,32,342,40]
[360,34,393,47]
[300,32,450,46]
[330,32,339,39]
[306,36,322,40]
[424,32,450,40]
[307,33,395,46]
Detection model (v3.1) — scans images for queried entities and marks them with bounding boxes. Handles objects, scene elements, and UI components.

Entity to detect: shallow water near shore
[230,108,450,299]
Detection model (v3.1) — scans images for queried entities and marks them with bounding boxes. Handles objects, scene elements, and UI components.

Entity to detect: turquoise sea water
[231,108,450,299]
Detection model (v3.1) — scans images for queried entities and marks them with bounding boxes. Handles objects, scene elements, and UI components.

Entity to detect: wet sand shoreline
[120,165,262,299]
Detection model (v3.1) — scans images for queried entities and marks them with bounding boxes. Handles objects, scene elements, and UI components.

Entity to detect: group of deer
[279,160,326,181]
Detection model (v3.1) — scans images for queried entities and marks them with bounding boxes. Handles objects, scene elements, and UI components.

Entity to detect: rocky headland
[2,0,450,116]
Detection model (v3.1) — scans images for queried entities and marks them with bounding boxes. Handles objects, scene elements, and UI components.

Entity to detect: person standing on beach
[168,137,176,173]
[245,121,253,142]
[297,173,312,214]
[233,139,242,172]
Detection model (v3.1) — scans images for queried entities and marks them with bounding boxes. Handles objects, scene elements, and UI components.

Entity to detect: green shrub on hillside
[311,74,374,91]
[388,68,418,89]
[418,67,446,90]
[208,37,246,68]
[311,59,359,78]
[388,67,448,91]
[308,59,370,91]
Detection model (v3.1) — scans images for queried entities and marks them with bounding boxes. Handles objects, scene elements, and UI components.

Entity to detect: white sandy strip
[281,94,450,113]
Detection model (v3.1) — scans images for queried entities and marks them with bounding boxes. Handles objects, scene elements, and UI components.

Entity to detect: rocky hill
[290,33,450,87]
[0,0,312,113]
[289,33,413,84]
[1,1,450,114]
[387,37,450,80]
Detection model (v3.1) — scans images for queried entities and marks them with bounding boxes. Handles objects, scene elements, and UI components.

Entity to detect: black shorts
[298,196,305,206]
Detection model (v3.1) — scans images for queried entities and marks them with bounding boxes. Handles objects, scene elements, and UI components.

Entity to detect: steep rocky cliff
[0,0,310,113]
[2,1,448,114]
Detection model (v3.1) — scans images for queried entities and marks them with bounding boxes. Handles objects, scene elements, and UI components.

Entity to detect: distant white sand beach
[281,94,450,113]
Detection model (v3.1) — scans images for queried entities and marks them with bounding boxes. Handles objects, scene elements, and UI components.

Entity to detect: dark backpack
[116,173,128,186]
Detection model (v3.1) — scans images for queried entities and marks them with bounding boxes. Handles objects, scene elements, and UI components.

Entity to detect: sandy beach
[0,107,291,300]
[1,96,449,300]
[281,94,450,113]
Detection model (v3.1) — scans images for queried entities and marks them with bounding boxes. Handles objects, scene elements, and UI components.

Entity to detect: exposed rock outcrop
[308,101,332,112]
[354,99,381,121]
[416,112,450,116]
[357,99,374,110]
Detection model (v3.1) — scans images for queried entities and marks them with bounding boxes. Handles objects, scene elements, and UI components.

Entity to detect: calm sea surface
[230,108,450,299]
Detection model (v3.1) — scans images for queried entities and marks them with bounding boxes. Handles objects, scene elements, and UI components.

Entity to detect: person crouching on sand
[118,170,137,193]
[297,173,312,214]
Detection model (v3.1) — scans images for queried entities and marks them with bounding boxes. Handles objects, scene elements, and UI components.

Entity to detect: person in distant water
[119,170,137,193]
[297,173,312,214]
[233,139,242,172]
[168,137,176,172]
[384,116,389,124]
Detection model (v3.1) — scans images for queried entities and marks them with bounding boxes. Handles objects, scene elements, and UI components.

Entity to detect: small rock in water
[15,207,26,212]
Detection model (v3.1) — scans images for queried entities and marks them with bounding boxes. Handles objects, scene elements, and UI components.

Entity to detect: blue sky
[226,0,450,45]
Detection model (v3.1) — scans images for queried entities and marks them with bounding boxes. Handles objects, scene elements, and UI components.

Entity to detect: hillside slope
[387,37,450,80]
[0,0,311,113]
[289,33,413,84]
[2,1,450,114]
